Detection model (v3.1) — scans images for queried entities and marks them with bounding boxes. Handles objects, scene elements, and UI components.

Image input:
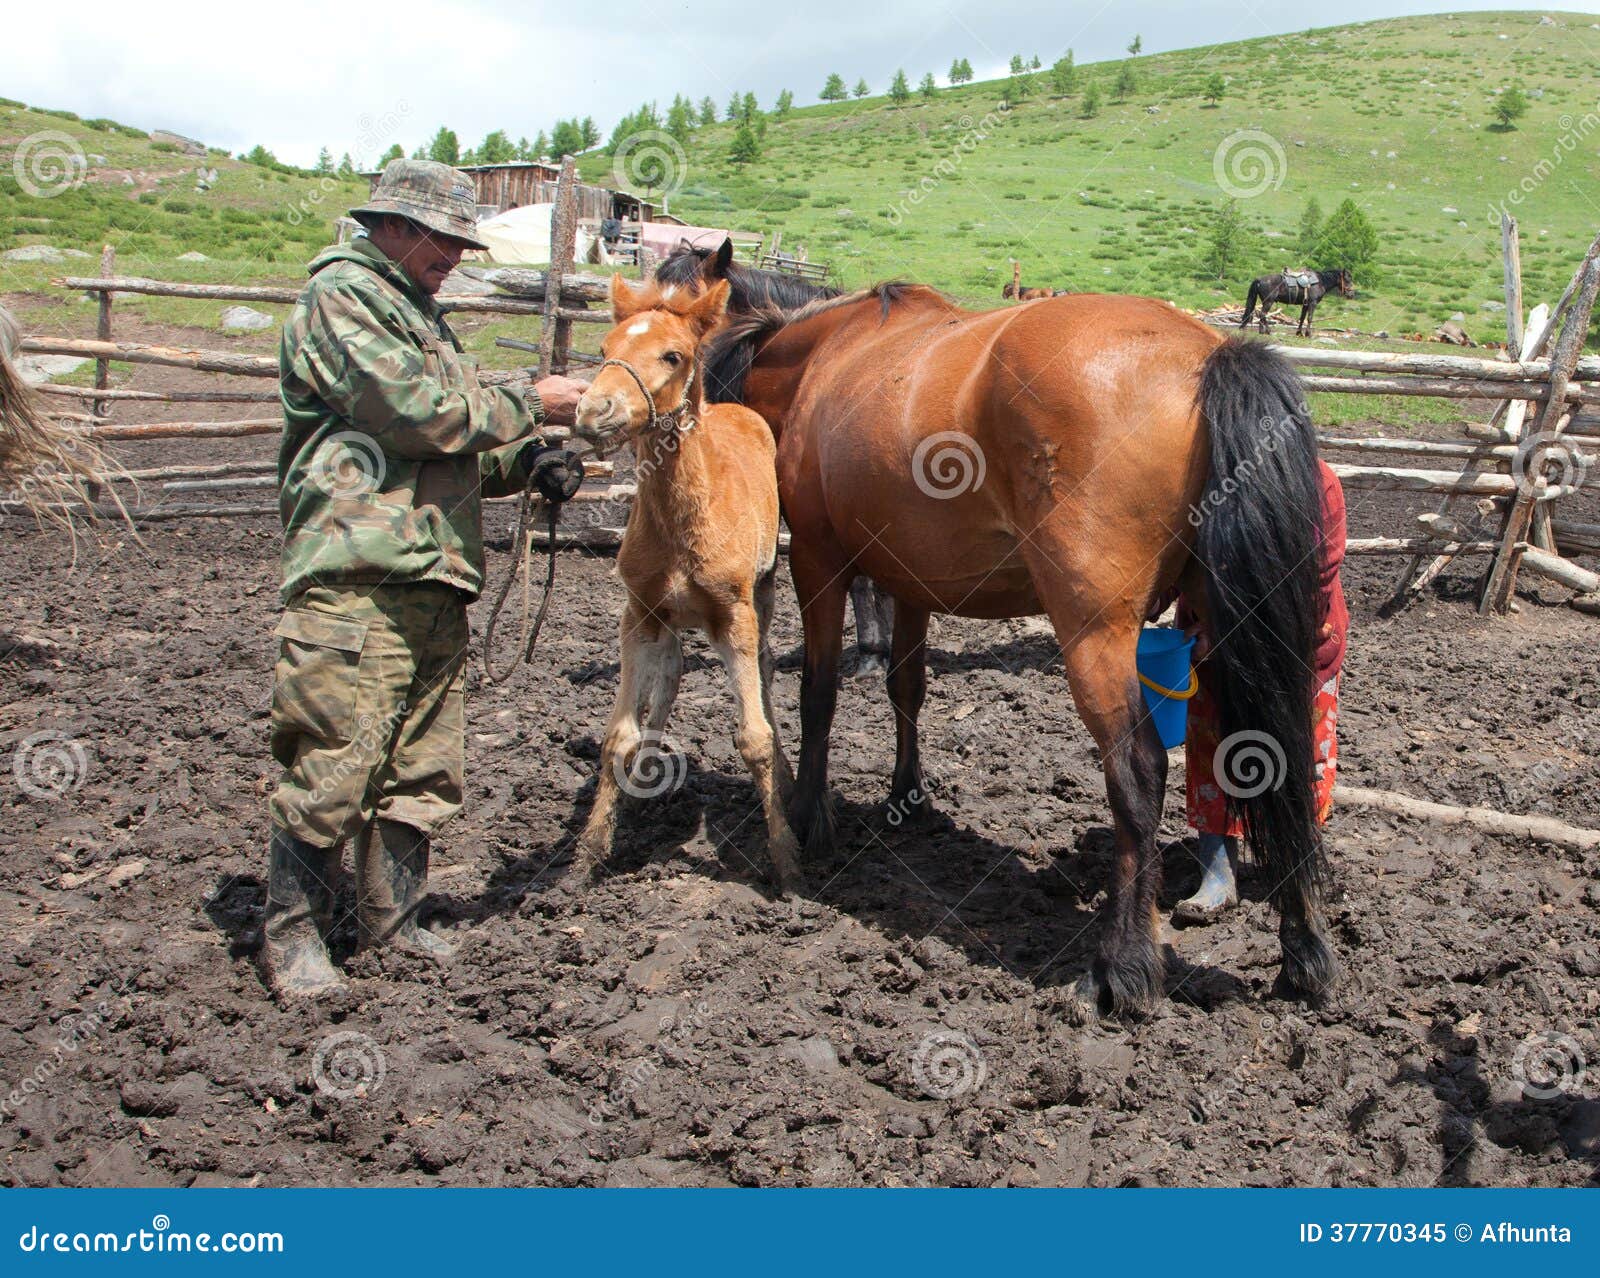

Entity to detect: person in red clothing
[1172,458,1348,923]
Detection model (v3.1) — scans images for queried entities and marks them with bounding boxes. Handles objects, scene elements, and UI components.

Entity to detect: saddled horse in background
[655,242,895,675]
[665,241,1334,1019]
[1239,268,1354,337]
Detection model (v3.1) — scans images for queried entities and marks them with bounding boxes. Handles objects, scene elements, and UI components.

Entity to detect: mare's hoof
[884,786,936,829]
[789,797,836,857]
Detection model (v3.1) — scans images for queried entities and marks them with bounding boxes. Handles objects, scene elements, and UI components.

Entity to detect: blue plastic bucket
[1136,627,1198,749]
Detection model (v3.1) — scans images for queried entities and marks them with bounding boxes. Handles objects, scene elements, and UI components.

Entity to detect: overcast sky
[10,1,1600,166]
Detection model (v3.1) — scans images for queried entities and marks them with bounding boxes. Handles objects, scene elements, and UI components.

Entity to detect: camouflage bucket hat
[351,158,488,250]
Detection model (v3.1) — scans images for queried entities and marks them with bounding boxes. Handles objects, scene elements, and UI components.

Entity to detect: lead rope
[481,471,561,685]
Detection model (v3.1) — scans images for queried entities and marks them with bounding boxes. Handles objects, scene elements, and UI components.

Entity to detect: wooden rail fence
[8,185,1599,617]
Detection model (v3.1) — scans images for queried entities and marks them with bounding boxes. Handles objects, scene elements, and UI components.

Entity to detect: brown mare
[668,241,1333,1018]
[570,276,801,894]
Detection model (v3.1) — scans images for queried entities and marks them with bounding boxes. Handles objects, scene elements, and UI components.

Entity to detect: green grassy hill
[0,98,368,333]
[579,9,1600,344]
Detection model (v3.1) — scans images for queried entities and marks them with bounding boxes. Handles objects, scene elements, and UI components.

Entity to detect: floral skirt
[1185,674,1340,836]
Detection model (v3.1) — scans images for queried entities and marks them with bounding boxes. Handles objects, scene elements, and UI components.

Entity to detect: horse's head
[1337,269,1355,298]
[574,274,731,456]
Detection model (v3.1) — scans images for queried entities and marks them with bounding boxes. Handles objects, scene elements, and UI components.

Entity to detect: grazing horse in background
[656,240,894,674]
[570,275,801,894]
[669,245,1335,1019]
[1239,268,1354,337]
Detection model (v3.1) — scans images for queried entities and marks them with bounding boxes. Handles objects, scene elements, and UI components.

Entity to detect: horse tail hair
[1193,337,1330,983]
[1239,280,1259,328]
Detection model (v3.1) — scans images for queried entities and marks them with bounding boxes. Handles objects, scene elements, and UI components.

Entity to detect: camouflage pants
[269,582,469,848]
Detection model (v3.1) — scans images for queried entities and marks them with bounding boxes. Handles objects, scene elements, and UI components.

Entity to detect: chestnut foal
[570,276,800,895]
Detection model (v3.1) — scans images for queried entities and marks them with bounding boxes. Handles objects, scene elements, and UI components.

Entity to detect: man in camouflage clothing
[264,158,587,997]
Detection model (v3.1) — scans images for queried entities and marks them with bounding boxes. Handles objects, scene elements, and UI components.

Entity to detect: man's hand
[531,375,587,427]
[519,442,584,503]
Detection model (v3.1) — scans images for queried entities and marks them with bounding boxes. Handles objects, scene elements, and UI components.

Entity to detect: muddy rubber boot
[1172,833,1239,925]
[262,827,346,998]
[357,819,455,962]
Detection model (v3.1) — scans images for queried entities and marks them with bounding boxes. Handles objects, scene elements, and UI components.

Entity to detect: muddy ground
[1,303,1598,1187]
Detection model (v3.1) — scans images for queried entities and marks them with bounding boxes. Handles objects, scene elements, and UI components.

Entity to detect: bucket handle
[1137,666,1198,701]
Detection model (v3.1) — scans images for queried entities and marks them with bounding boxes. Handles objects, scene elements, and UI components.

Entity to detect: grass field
[3,9,1599,402]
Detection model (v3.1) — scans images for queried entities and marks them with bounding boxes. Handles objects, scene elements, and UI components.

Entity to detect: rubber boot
[357,819,455,961]
[1172,833,1239,925]
[262,826,346,997]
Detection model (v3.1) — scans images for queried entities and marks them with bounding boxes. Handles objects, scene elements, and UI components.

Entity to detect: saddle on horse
[1282,268,1318,291]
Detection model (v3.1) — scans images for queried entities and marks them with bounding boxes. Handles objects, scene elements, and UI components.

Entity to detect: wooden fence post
[539,155,578,378]
[1480,255,1600,614]
[1501,213,1523,358]
[1385,215,1530,610]
[92,244,115,418]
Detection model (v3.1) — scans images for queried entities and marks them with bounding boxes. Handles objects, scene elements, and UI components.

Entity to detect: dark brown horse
[664,242,1333,1020]
[1239,268,1354,337]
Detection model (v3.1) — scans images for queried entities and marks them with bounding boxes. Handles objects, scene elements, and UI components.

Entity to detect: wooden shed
[364,161,618,221]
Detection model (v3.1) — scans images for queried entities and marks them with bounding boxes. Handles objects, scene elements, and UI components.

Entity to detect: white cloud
[8,0,1593,166]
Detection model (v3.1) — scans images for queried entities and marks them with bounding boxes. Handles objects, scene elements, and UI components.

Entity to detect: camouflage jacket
[277,236,545,603]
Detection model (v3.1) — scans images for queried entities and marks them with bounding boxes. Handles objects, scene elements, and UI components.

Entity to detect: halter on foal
[571,276,801,894]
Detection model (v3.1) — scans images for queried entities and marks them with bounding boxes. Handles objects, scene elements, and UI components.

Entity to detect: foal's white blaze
[627,319,651,336]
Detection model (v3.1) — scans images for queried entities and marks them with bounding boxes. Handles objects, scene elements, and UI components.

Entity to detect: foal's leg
[712,599,803,895]
[576,609,681,876]
[753,565,795,799]
[1057,625,1170,1019]
[788,552,849,854]
[886,601,932,821]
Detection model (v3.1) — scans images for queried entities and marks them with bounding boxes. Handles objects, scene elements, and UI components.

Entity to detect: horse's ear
[610,273,645,322]
[683,278,730,335]
[707,237,733,279]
